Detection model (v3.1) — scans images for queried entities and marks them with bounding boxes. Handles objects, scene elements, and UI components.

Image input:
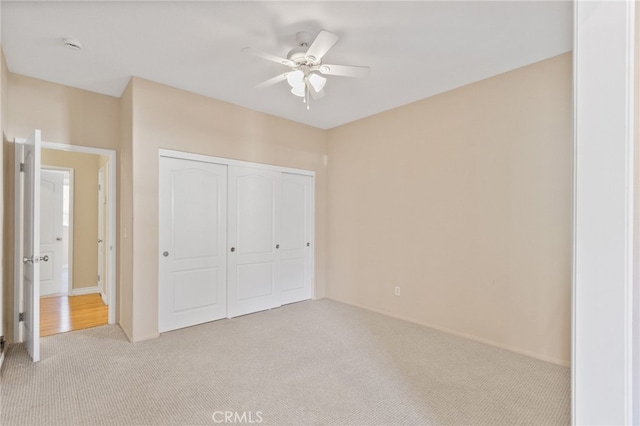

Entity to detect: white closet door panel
[237,175,275,255]
[281,178,306,249]
[279,173,313,305]
[280,259,305,291]
[236,262,274,300]
[159,157,227,332]
[227,166,280,318]
[172,267,220,311]
[172,170,220,261]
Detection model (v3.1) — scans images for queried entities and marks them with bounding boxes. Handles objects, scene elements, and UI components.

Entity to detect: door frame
[41,166,74,295]
[14,140,117,342]
[98,165,106,303]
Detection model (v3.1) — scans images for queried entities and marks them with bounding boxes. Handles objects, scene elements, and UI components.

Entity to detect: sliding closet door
[279,173,314,305]
[158,156,227,332]
[227,166,280,318]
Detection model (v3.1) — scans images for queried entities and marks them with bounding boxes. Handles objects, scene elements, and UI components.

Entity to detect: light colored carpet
[0,299,570,425]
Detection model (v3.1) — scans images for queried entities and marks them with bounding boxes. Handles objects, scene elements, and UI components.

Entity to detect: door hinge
[19,162,25,172]
[0,336,5,352]
[98,274,101,282]
[19,312,24,322]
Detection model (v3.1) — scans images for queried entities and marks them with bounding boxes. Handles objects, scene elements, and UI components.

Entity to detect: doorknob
[23,255,48,264]
[98,239,103,243]
[56,237,63,241]
[275,244,280,249]
[230,247,236,252]
[162,251,169,257]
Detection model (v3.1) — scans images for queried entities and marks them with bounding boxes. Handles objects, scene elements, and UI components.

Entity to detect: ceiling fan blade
[305,78,326,100]
[319,64,370,78]
[242,47,293,67]
[305,30,339,62]
[255,72,289,89]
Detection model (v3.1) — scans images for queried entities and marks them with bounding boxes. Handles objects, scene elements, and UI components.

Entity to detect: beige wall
[326,53,573,365]
[41,148,101,290]
[127,77,328,341]
[7,74,120,151]
[3,73,120,342]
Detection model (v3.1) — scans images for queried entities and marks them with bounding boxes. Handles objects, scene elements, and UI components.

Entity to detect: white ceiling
[2,1,572,129]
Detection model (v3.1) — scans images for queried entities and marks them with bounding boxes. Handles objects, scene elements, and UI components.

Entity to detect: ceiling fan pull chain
[306,85,310,110]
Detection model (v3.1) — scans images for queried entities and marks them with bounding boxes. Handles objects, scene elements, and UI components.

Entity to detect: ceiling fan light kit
[243,30,370,110]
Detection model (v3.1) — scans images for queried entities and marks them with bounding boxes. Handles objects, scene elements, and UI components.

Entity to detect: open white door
[21,130,42,362]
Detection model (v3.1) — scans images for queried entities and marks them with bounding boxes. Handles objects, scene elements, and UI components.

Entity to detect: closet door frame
[158,149,316,304]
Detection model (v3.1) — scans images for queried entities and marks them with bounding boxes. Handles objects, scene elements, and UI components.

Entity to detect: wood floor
[40,294,108,337]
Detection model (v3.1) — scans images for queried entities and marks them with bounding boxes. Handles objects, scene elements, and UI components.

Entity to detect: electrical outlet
[394,286,401,296]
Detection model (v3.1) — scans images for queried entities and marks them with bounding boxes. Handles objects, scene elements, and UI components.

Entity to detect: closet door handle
[230,247,236,253]
[275,244,280,249]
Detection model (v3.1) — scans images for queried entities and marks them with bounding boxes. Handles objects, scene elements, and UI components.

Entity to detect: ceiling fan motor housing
[287,31,321,66]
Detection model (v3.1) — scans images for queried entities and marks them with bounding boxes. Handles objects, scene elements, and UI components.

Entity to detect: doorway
[14,135,117,359]
[38,148,111,336]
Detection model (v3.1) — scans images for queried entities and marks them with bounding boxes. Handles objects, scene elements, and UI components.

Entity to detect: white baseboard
[70,286,100,296]
[41,292,69,299]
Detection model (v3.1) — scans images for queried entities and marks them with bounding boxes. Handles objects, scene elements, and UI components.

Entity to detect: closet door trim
[159,149,315,177]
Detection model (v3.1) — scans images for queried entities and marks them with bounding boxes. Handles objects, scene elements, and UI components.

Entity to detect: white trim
[13,143,23,342]
[310,174,316,300]
[573,1,636,422]
[97,166,105,302]
[159,149,316,177]
[571,1,578,422]
[40,292,67,299]
[622,3,636,424]
[67,169,75,295]
[16,139,118,325]
[69,286,100,296]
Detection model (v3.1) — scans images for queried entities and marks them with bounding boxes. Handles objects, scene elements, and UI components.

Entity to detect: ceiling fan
[242,30,370,110]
